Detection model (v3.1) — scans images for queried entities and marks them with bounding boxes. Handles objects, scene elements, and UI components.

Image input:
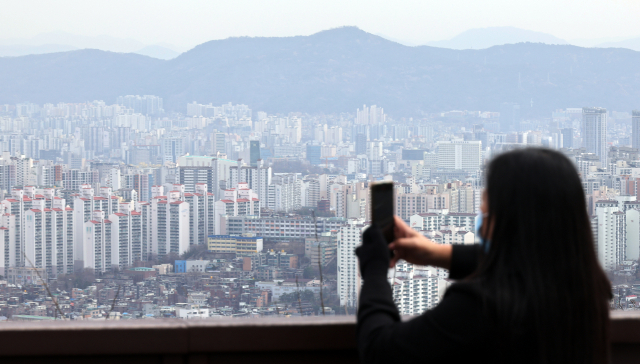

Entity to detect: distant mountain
[1,26,640,116]
[134,45,181,60]
[597,37,640,51]
[426,27,567,49]
[0,31,146,53]
[0,50,163,103]
[0,44,77,57]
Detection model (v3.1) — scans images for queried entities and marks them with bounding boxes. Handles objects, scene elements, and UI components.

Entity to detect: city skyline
[0,1,639,324]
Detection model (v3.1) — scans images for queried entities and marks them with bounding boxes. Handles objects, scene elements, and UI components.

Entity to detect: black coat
[357,244,535,364]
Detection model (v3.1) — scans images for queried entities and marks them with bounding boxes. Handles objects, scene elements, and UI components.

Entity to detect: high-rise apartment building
[215,182,260,234]
[337,219,366,307]
[0,214,16,276]
[83,212,113,273]
[161,138,184,164]
[325,126,343,145]
[225,215,347,239]
[267,174,300,212]
[183,183,216,246]
[229,160,272,208]
[392,262,440,315]
[591,197,640,270]
[0,161,16,192]
[632,111,640,150]
[356,105,385,125]
[108,210,143,269]
[436,141,482,170]
[150,197,190,257]
[212,133,226,156]
[582,107,608,168]
[593,204,625,271]
[24,204,74,276]
[410,212,477,232]
[62,170,99,191]
[301,178,320,208]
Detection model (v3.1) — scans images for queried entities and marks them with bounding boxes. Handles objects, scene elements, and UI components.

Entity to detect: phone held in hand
[371,181,395,254]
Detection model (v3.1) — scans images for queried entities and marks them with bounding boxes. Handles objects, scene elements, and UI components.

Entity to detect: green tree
[303,266,315,279]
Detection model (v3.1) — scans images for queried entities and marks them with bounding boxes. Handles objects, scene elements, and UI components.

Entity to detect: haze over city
[0,5,639,362]
[2,0,640,52]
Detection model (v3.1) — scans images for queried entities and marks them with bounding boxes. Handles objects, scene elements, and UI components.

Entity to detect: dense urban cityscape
[0,98,636,321]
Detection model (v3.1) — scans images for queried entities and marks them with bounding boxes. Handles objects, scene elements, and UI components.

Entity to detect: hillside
[1,27,640,116]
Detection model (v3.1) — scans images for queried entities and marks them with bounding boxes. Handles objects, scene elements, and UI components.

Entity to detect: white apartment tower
[392,262,441,315]
[25,205,74,276]
[150,197,190,257]
[229,160,272,208]
[593,204,626,270]
[183,183,216,246]
[337,219,367,307]
[83,212,113,273]
[356,105,385,125]
[267,174,300,212]
[108,210,143,269]
[0,214,16,275]
[436,141,482,170]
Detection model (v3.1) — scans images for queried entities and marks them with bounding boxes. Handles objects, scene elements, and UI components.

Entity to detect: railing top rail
[0,313,637,357]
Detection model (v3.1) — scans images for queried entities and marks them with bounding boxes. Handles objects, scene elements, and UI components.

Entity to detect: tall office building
[561,128,574,149]
[582,107,608,168]
[250,140,261,166]
[632,111,640,150]
[436,141,482,170]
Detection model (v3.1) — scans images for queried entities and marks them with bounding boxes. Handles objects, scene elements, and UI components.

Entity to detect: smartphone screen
[371,181,395,246]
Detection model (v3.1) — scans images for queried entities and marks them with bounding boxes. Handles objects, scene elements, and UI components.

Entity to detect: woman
[356,148,612,364]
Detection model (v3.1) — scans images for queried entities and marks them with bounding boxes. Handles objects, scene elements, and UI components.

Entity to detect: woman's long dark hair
[477,148,611,363]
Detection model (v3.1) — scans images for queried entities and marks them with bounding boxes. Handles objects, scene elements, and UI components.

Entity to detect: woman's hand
[355,224,391,279]
[389,216,452,270]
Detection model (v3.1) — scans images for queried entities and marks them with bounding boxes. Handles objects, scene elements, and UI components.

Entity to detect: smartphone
[371,181,395,249]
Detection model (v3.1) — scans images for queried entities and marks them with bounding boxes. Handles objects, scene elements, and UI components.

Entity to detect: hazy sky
[1,0,639,48]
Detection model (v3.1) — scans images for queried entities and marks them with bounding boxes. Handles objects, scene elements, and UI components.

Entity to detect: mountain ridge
[1,26,640,117]
[424,27,568,49]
